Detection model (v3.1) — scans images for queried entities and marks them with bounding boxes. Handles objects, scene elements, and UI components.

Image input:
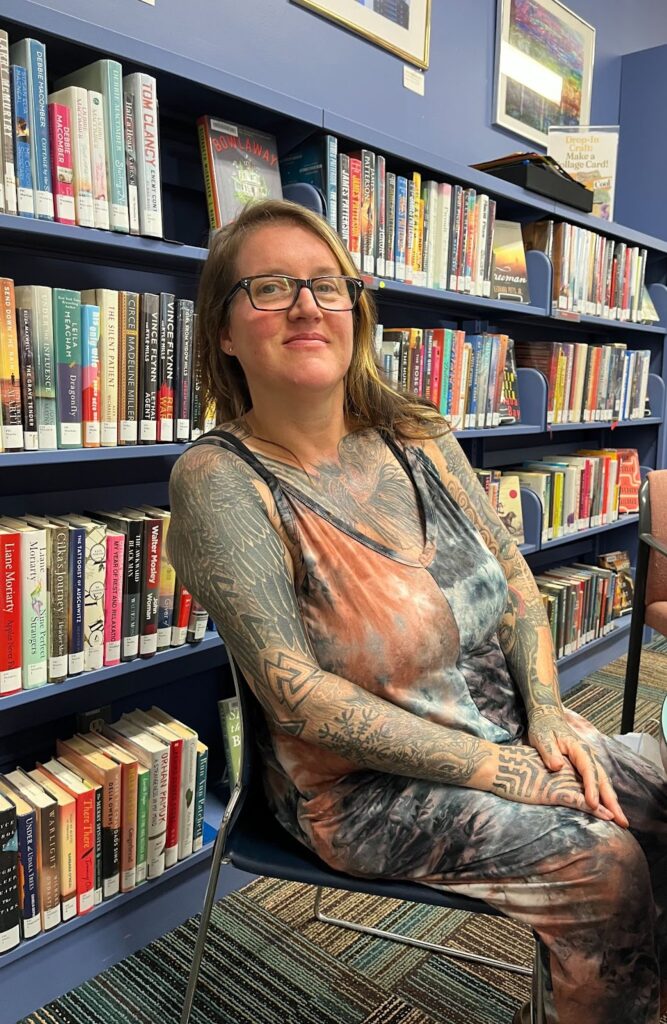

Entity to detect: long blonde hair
[196,198,448,442]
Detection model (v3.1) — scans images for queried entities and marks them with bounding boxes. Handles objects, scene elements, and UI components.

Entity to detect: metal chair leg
[530,939,547,1024]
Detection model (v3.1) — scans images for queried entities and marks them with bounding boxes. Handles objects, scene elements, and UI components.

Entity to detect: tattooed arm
[166,444,624,825]
[423,430,627,825]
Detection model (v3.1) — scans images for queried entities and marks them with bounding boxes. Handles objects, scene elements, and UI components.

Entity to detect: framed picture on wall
[293,0,431,69]
[493,0,595,148]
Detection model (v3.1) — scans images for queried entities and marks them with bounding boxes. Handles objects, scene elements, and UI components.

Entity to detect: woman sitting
[168,198,666,1024]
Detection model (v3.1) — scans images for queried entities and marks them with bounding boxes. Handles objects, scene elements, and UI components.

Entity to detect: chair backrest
[282,181,327,218]
[218,652,261,849]
[645,470,667,607]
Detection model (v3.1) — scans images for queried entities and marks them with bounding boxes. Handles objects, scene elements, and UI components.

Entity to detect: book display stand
[2,1,666,1018]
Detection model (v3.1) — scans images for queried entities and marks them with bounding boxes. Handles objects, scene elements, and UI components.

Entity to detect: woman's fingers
[560,737,628,827]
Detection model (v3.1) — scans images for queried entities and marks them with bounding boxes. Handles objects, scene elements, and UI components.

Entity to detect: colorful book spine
[48,102,76,225]
[53,288,82,449]
[192,741,208,852]
[0,31,18,215]
[83,289,118,447]
[104,532,125,667]
[175,299,194,443]
[10,63,34,217]
[82,521,106,671]
[157,292,175,442]
[0,799,20,953]
[123,73,162,237]
[0,529,22,695]
[66,522,85,675]
[35,761,95,915]
[324,133,337,231]
[189,314,203,440]
[186,599,208,644]
[171,582,193,647]
[122,518,142,661]
[134,765,149,884]
[140,517,162,657]
[140,292,159,443]
[87,90,110,230]
[15,286,57,450]
[81,304,101,448]
[0,278,24,452]
[41,520,68,683]
[16,307,38,450]
[155,517,176,650]
[348,156,362,270]
[385,172,396,279]
[395,176,408,281]
[17,527,48,688]
[13,800,40,937]
[121,87,140,235]
[375,154,386,278]
[48,86,94,228]
[337,152,350,251]
[9,38,53,219]
[219,696,242,788]
[118,291,140,445]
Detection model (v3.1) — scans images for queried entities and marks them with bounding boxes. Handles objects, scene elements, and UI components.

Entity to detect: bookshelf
[1,0,666,1018]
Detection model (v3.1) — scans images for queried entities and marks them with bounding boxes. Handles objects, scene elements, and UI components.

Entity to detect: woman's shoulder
[171,419,262,490]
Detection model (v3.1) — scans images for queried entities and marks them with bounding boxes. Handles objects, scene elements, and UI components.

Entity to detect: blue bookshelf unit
[1,1,667,1019]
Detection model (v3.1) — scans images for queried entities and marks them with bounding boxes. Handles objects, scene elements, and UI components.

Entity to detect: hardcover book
[218,696,242,789]
[10,63,34,217]
[0,30,18,215]
[197,116,282,230]
[0,527,22,696]
[0,791,20,954]
[52,287,82,449]
[14,285,57,449]
[0,278,24,451]
[16,306,38,450]
[123,73,162,237]
[4,769,61,930]
[48,101,76,225]
[27,769,77,921]
[9,37,54,220]
[490,221,530,303]
[48,86,94,227]
[0,518,48,688]
[0,779,40,938]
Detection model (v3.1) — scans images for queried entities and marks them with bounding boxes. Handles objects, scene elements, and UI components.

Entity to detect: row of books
[514,448,640,547]
[0,28,162,235]
[522,220,653,324]
[515,340,652,425]
[474,470,525,544]
[537,550,634,660]
[377,327,521,430]
[0,280,216,453]
[0,707,209,953]
[0,507,208,697]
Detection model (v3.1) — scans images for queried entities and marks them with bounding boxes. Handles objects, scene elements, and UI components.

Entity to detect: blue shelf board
[0,442,189,466]
[576,312,666,334]
[4,0,323,129]
[0,792,224,970]
[0,632,225,712]
[519,542,539,555]
[373,277,548,318]
[548,417,662,433]
[542,514,639,551]
[455,423,544,439]
[557,614,632,670]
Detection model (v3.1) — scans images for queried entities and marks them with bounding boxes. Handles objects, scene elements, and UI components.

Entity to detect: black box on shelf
[482,161,594,213]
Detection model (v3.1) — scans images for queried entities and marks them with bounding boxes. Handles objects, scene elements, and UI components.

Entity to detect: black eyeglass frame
[222,275,365,312]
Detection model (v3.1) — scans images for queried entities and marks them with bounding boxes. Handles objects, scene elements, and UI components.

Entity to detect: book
[117,510,162,658]
[81,289,118,447]
[218,696,242,788]
[118,291,140,445]
[140,292,159,443]
[23,516,69,683]
[10,63,34,217]
[4,769,61,931]
[0,518,48,688]
[171,582,193,647]
[27,768,77,921]
[60,514,106,672]
[0,790,20,953]
[47,86,94,228]
[123,710,182,869]
[175,299,194,443]
[497,474,525,545]
[197,116,282,229]
[121,86,140,235]
[0,31,18,215]
[193,740,208,853]
[0,779,40,939]
[145,708,198,861]
[157,292,175,442]
[56,61,129,233]
[91,511,142,662]
[80,732,138,892]
[0,278,24,452]
[122,74,163,237]
[104,530,125,667]
[16,306,38,450]
[14,286,57,449]
[48,101,76,225]
[87,90,110,230]
[81,303,101,447]
[0,526,22,696]
[9,38,54,220]
[52,287,82,449]
[137,506,176,649]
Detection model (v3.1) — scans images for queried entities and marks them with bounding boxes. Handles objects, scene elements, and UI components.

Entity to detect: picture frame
[293,0,431,70]
[493,0,595,148]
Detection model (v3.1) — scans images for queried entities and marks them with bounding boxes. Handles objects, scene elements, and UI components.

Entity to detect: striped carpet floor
[22,640,667,1024]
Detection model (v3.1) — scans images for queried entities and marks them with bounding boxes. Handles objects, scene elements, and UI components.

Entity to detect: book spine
[87,91,110,230]
[66,525,85,674]
[53,87,94,227]
[122,518,143,661]
[122,88,140,235]
[0,278,24,451]
[163,737,182,867]
[22,287,57,448]
[48,102,76,224]
[48,523,68,682]
[16,807,40,937]
[348,157,361,269]
[189,314,203,440]
[89,782,102,903]
[395,177,408,281]
[405,177,415,284]
[140,518,162,657]
[158,292,175,442]
[0,532,22,695]
[156,517,176,650]
[337,152,349,250]
[72,783,96,913]
[175,299,194,442]
[19,530,48,688]
[360,150,375,275]
[118,291,140,444]
[82,522,106,671]
[81,304,101,447]
[119,761,137,891]
[15,39,54,220]
[221,697,241,788]
[104,533,125,666]
[10,64,33,217]
[385,172,396,279]
[192,744,208,852]
[53,287,82,449]
[375,153,385,278]
[101,61,129,232]
[135,768,149,884]
[58,745,120,899]
[0,31,17,214]
[186,599,208,643]
[0,804,20,952]
[16,307,38,450]
[55,796,76,920]
[197,119,220,230]
[131,73,162,236]
[171,582,193,646]
[37,801,61,928]
[140,293,159,443]
[324,133,337,231]
[99,291,119,447]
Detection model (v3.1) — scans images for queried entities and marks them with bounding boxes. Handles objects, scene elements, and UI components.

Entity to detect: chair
[621,470,667,733]
[181,655,547,1024]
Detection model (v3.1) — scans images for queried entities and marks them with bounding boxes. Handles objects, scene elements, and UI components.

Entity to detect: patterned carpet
[22,641,667,1024]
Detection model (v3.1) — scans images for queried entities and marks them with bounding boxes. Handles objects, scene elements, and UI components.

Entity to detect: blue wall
[46,0,667,166]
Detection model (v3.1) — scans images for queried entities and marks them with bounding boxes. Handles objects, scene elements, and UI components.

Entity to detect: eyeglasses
[223,275,364,312]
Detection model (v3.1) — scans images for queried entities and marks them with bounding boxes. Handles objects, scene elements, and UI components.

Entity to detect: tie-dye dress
[198,428,667,1024]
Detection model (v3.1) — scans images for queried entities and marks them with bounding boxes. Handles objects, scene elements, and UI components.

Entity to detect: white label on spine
[93,199,110,229]
[17,186,34,215]
[193,834,203,852]
[110,203,129,231]
[77,194,94,224]
[140,634,158,656]
[136,862,147,884]
[85,423,101,446]
[2,424,23,449]
[44,905,61,930]
[60,422,82,446]
[49,654,67,678]
[120,420,137,443]
[140,421,157,442]
[121,868,136,891]
[94,887,102,905]
[26,660,47,687]
[105,640,121,662]
[0,668,21,694]
[36,191,55,218]
[56,195,76,222]
[160,418,173,441]
[176,418,189,438]
[23,913,41,938]
[62,896,77,921]
[171,625,187,646]
[128,186,139,229]
[101,422,118,446]
[165,846,177,868]
[85,649,103,672]
[38,424,58,449]
[193,618,206,641]
[80,889,95,913]
[69,650,85,675]
[0,924,20,952]
[4,174,16,214]
[123,635,139,659]
[157,626,171,648]
[104,876,119,899]
[24,431,38,450]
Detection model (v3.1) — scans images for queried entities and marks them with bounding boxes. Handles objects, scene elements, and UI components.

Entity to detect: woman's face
[221,223,355,404]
